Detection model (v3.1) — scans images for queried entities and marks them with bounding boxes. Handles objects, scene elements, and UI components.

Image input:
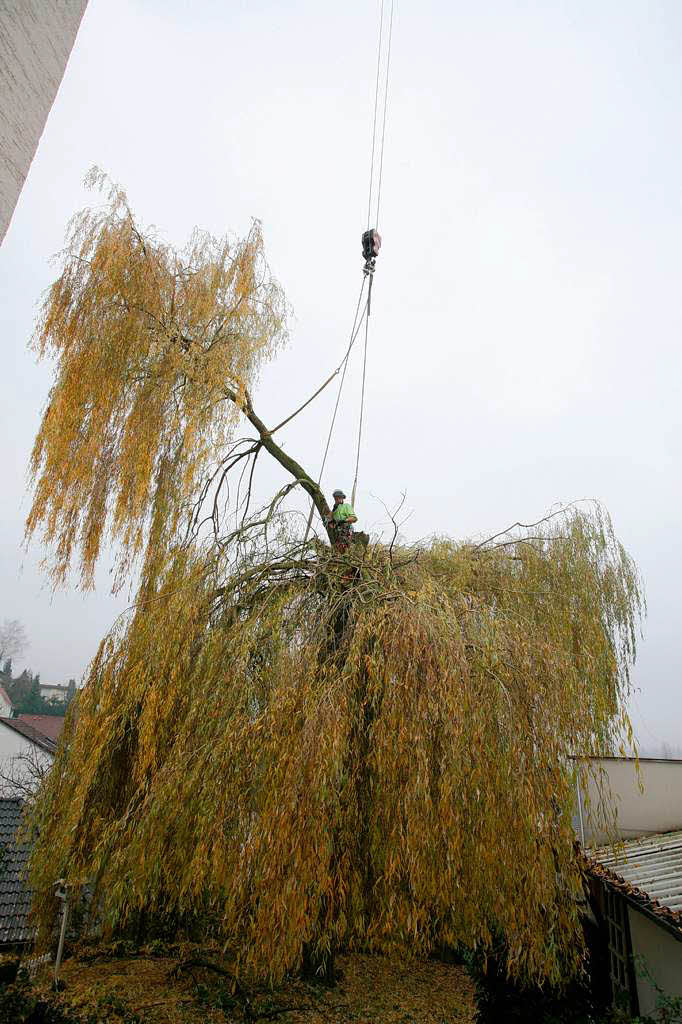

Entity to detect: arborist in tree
[327,489,357,552]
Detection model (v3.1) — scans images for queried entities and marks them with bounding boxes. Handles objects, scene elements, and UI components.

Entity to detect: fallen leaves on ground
[39,946,477,1023]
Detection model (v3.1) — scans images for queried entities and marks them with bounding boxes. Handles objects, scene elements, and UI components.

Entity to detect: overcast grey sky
[1,0,680,752]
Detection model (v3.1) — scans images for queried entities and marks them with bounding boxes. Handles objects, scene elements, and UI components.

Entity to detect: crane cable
[371,0,395,234]
[351,0,394,508]
[366,0,385,232]
[302,0,394,541]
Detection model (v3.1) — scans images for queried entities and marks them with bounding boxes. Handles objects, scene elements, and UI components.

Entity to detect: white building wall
[39,684,68,704]
[0,0,88,243]
[628,906,682,1016]
[0,720,53,796]
[577,758,682,846]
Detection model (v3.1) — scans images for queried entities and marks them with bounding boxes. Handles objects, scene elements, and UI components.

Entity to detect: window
[604,888,638,1013]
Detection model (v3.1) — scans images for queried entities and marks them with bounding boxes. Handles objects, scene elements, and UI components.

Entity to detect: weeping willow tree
[26,171,642,987]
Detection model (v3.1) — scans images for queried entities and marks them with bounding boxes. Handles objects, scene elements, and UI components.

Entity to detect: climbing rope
[317,282,369,491]
[351,275,373,509]
[301,280,369,544]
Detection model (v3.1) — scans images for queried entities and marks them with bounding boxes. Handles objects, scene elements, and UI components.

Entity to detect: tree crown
[26,170,288,588]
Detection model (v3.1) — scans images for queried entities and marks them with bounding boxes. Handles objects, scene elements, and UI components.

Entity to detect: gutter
[586,861,682,944]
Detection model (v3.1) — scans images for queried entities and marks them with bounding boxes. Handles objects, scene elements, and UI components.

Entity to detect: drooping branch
[473,502,586,551]
[24,171,304,586]
[23,171,647,993]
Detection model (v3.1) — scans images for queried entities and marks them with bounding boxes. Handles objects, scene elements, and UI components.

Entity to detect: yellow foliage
[24,178,643,989]
[28,509,642,987]
[26,168,287,588]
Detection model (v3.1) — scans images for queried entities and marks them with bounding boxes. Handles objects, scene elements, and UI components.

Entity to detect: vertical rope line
[367,0,385,230]
[351,274,374,508]
[302,279,368,543]
[305,1,395,541]
[318,291,368,485]
[375,0,395,231]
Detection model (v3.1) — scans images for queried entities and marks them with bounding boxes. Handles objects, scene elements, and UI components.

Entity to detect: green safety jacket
[332,502,355,522]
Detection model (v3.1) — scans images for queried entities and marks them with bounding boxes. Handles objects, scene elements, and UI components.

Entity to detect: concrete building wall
[628,906,682,1016]
[0,0,88,244]
[577,758,682,846]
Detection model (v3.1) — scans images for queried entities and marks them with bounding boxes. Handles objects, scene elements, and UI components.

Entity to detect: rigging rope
[320,284,369,485]
[302,279,369,544]
[351,275,373,509]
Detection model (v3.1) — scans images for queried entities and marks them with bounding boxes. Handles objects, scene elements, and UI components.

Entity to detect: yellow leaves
[25,246,643,992]
[26,172,287,589]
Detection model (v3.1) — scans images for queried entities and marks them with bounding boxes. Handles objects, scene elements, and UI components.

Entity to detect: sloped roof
[17,715,64,745]
[0,717,56,755]
[0,798,32,945]
[588,829,682,936]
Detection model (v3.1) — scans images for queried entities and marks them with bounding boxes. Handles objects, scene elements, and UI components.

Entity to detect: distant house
[38,682,70,705]
[0,798,33,947]
[577,757,682,1016]
[0,683,13,718]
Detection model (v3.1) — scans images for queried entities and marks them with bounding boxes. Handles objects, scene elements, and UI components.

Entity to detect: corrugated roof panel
[591,829,682,919]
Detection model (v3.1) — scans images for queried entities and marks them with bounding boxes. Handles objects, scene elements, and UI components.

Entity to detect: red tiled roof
[17,715,64,744]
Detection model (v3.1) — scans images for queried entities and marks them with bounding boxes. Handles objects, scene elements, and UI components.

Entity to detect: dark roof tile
[0,798,33,945]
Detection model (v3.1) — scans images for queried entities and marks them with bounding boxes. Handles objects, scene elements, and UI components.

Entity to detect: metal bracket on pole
[53,879,69,989]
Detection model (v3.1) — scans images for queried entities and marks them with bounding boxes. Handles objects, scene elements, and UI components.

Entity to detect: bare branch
[473,501,588,551]
[0,745,52,801]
